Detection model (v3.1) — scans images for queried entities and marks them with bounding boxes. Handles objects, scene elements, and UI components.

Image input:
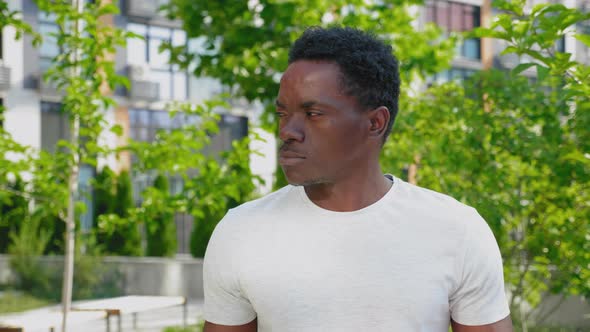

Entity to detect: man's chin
[285,174,326,187]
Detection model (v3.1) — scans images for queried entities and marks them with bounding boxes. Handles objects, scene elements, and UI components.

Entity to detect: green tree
[379,2,590,328]
[126,100,262,258]
[0,177,28,253]
[97,170,142,256]
[163,0,457,189]
[0,1,40,254]
[28,1,132,329]
[188,138,261,258]
[145,174,177,257]
[93,166,116,218]
[0,1,41,44]
[165,0,589,326]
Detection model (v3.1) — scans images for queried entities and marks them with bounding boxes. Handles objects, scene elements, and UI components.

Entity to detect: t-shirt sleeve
[449,207,510,326]
[203,210,257,325]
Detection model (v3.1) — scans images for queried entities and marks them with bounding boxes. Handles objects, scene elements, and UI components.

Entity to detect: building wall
[3,0,42,151]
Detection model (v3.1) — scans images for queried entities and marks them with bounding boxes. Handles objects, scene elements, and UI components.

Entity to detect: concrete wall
[0,254,205,299]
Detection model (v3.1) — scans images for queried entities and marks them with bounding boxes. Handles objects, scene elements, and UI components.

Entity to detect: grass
[0,291,54,314]
[162,320,205,332]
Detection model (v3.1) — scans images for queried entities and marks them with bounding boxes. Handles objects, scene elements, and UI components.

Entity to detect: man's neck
[303,169,392,212]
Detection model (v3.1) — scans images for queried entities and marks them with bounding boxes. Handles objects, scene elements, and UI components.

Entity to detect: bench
[72,295,188,332]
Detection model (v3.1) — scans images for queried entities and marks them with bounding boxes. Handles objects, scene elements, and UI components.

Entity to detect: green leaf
[512,63,535,75]
[500,46,519,56]
[536,64,550,82]
[574,34,590,48]
[110,124,124,136]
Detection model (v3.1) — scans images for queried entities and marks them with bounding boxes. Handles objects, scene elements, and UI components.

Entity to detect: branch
[510,253,531,309]
[0,185,53,202]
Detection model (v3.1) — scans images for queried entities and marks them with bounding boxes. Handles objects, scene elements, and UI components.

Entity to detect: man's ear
[367,106,390,140]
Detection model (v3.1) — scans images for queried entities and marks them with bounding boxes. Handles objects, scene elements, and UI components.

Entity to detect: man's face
[276,60,371,186]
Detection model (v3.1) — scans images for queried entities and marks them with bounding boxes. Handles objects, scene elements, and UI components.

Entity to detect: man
[203,27,512,331]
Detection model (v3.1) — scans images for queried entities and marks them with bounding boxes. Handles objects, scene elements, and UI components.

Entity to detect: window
[127,23,188,101]
[430,67,476,85]
[41,101,69,152]
[425,1,481,60]
[128,109,247,146]
[128,108,248,194]
[38,12,60,72]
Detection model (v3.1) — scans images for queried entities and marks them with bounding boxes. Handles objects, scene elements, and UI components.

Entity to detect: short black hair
[288,27,400,141]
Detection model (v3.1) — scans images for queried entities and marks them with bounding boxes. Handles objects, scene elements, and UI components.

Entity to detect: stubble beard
[286,174,330,187]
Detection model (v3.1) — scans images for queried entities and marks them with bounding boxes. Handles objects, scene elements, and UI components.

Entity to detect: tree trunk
[61,1,83,331]
[408,154,421,185]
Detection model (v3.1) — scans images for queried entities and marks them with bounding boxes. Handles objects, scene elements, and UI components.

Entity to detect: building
[1,0,277,254]
[1,0,587,255]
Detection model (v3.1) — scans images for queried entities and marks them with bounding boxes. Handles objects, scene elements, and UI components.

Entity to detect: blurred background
[0,0,588,331]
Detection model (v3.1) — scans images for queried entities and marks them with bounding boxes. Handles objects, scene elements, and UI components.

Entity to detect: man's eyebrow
[275,99,325,109]
[300,100,318,109]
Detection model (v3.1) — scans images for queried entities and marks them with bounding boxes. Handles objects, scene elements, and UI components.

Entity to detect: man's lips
[279,149,306,166]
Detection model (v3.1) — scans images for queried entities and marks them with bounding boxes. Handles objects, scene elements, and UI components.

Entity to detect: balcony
[125,0,168,19]
[128,80,160,102]
[38,77,64,97]
[0,65,10,91]
[127,65,160,102]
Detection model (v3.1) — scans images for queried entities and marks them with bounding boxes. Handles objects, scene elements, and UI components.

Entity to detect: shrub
[145,174,177,257]
[95,169,142,256]
[0,176,28,253]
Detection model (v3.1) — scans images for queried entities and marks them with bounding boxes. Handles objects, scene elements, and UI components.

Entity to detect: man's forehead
[281,60,342,84]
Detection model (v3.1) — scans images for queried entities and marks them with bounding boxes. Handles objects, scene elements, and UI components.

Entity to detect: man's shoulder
[394,177,471,212]
[391,176,483,229]
[210,186,297,242]
[228,185,297,217]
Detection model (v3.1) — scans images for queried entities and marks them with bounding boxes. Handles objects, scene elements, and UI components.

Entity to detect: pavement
[0,298,204,332]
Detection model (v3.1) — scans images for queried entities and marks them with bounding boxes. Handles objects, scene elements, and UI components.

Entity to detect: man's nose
[279,115,305,143]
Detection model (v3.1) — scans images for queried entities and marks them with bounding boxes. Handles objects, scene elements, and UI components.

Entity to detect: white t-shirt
[203,175,510,331]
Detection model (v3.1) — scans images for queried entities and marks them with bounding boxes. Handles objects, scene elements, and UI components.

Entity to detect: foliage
[0,1,41,45]
[466,1,589,323]
[0,291,54,314]
[8,220,121,301]
[8,217,53,298]
[28,0,132,223]
[0,1,39,256]
[189,138,262,258]
[0,176,28,253]
[163,0,458,199]
[162,0,590,324]
[95,170,142,256]
[380,1,590,323]
[144,174,177,257]
[93,166,116,218]
[162,321,204,332]
[473,1,590,105]
[25,1,135,322]
[126,100,262,258]
[164,0,455,116]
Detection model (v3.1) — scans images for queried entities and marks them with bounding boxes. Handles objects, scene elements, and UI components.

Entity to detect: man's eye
[306,111,321,117]
[275,112,286,118]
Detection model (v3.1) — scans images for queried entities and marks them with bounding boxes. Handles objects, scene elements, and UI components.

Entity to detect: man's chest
[237,224,456,329]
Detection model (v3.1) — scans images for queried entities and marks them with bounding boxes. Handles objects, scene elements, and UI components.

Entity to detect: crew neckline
[294,174,400,217]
